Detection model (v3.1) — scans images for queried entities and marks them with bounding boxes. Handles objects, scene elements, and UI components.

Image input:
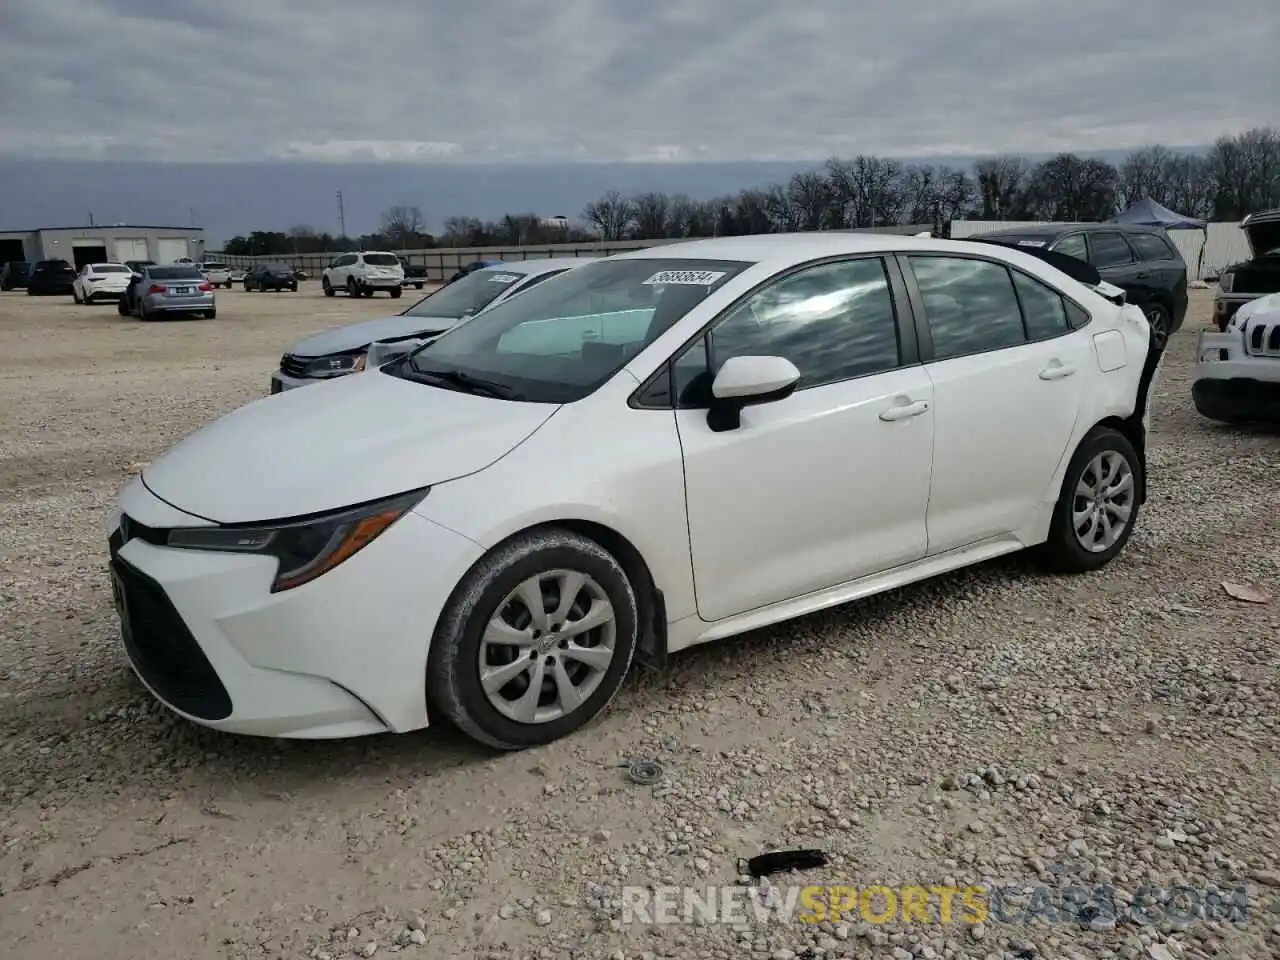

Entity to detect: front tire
[427,529,639,750]
[1038,427,1141,573]
[322,277,335,297]
[117,297,130,316]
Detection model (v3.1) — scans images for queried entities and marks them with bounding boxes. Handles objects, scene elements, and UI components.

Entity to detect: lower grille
[279,353,309,378]
[109,548,232,721]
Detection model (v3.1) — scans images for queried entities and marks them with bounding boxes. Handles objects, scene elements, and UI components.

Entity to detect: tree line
[219,127,1279,256]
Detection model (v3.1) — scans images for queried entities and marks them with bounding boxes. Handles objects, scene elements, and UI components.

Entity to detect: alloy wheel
[478,570,617,724]
[1143,306,1170,351]
[1072,451,1134,553]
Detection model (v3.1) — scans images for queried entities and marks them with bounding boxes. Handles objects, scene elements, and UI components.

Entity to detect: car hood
[290,314,461,357]
[142,369,558,523]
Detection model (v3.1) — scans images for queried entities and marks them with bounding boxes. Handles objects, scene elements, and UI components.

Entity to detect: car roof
[980,223,1168,239]
[605,232,1031,266]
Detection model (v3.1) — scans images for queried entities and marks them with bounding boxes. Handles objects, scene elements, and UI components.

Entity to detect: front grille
[279,353,309,378]
[1246,319,1280,357]
[109,522,232,721]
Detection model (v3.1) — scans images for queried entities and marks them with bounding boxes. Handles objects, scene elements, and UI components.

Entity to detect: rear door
[1085,232,1147,305]
[1127,231,1188,329]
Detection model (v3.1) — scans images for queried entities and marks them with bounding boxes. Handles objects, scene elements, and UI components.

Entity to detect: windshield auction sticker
[488,274,520,283]
[642,270,726,286]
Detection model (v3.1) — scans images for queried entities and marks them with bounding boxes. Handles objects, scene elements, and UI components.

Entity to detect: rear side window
[1011,271,1071,340]
[908,256,1025,360]
[1128,233,1177,261]
[1051,234,1087,260]
[1088,233,1134,268]
[363,253,400,266]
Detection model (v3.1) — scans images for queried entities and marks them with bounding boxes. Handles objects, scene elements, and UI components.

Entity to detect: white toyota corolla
[108,234,1156,749]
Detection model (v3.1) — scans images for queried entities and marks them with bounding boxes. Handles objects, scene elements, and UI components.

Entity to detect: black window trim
[1085,230,1136,268]
[1128,230,1177,262]
[628,252,920,411]
[895,251,1093,365]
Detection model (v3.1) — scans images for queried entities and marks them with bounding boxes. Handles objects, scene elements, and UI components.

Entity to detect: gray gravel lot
[0,286,1277,960]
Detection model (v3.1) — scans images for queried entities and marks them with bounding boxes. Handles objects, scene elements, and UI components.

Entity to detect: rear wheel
[427,529,639,750]
[1142,303,1171,352]
[1038,427,1141,573]
[390,286,402,299]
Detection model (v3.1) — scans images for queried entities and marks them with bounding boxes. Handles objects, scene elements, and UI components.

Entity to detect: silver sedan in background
[118,264,217,320]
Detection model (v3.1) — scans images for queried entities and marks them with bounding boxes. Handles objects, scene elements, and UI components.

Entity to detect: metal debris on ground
[617,758,665,786]
[739,848,829,879]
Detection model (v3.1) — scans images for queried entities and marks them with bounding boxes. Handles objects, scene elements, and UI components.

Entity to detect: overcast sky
[1,0,1276,166]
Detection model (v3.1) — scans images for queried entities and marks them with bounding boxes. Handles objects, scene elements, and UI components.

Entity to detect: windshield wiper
[413,367,521,400]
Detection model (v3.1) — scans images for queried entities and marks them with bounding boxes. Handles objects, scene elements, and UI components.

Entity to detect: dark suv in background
[26,259,77,296]
[0,260,31,290]
[977,224,1189,350]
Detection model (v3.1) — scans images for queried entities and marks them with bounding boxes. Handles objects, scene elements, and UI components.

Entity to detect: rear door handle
[1039,362,1076,381]
[879,399,930,421]
[1136,271,1153,279]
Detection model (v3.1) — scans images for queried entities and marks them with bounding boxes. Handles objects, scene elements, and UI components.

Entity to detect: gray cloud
[1,0,1276,164]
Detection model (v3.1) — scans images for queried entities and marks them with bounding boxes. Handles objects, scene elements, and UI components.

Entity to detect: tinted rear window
[363,254,400,266]
[93,264,132,273]
[150,266,204,279]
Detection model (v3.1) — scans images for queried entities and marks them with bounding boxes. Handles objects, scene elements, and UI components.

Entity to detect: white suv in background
[321,251,405,299]
[199,262,233,288]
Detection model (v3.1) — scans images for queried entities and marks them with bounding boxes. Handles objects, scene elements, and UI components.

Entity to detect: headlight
[1219,272,1234,294]
[166,488,427,592]
[305,352,366,376]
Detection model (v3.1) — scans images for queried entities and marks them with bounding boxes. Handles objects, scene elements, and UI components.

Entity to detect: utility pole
[88,212,95,227]
[189,207,196,227]
[336,191,346,239]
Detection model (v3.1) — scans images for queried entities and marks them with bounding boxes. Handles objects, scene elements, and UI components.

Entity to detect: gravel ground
[0,286,1277,960]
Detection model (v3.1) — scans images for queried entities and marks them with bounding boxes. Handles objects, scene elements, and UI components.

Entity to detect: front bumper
[1192,329,1280,422]
[107,478,484,737]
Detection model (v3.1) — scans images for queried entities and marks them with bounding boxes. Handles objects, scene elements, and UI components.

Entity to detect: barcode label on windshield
[643,270,726,286]
[1016,240,1047,248]
[488,273,520,283]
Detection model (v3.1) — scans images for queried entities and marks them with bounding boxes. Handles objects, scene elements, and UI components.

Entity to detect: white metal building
[0,225,206,269]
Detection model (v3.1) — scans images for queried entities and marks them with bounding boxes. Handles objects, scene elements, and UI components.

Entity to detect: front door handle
[1038,362,1076,381]
[879,399,930,421]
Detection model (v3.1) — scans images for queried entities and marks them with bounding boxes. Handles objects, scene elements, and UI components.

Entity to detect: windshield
[150,266,204,279]
[364,253,399,266]
[404,269,526,319]
[93,264,132,273]
[394,257,751,403]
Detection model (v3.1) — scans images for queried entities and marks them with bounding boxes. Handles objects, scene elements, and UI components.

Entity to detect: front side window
[909,256,1026,360]
[1087,233,1134,268]
[673,257,901,405]
[396,258,750,403]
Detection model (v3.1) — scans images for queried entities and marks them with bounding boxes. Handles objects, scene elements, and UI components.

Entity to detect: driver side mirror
[706,355,800,432]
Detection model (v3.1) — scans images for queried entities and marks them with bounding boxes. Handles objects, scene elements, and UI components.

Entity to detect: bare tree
[582,191,636,241]
[825,156,903,228]
[1207,127,1280,219]
[1025,154,1119,221]
[785,171,831,230]
[973,155,1032,220]
[632,192,672,240]
[380,205,427,248]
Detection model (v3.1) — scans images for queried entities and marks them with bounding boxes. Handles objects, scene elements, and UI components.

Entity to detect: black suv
[0,260,31,290]
[977,224,1188,350]
[27,259,77,296]
[1212,208,1280,330]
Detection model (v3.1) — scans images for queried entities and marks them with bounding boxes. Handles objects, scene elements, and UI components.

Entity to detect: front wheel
[427,529,639,750]
[322,278,335,297]
[117,297,130,316]
[1037,427,1141,573]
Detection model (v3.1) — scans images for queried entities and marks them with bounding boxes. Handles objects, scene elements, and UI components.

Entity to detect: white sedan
[107,233,1154,749]
[73,262,135,303]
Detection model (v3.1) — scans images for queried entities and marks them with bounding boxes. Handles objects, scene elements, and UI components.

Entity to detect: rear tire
[1143,303,1172,353]
[427,529,639,750]
[390,286,402,299]
[1037,427,1141,574]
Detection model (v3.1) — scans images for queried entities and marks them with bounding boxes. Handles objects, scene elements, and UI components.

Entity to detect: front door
[672,257,935,622]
